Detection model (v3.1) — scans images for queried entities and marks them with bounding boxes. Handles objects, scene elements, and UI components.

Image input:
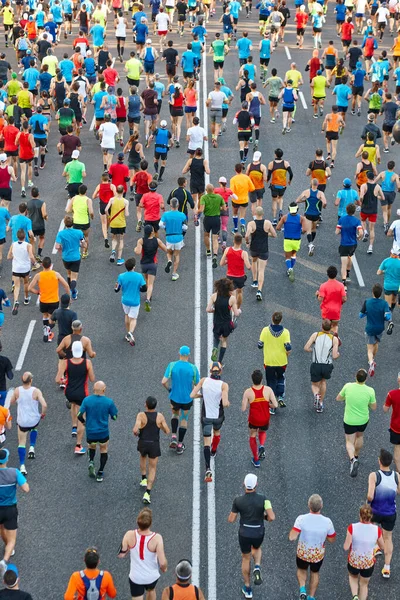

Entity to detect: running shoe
[350,458,359,477]
[387,321,394,335]
[313,113,318,119]
[314,393,321,408]
[206,249,211,257]
[269,407,276,415]
[211,347,218,361]
[383,147,389,153]
[169,436,177,449]
[20,465,27,476]
[241,588,253,600]
[286,127,291,133]
[43,326,49,343]
[299,593,307,600]
[316,401,324,413]
[136,220,142,232]
[82,251,88,259]
[71,289,78,300]
[153,172,159,181]
[374,546,383,557]
[211,448,217,458]
[282,128,286,135]
[240,223,246,236]
[104,238,110,248]
[367,244,373,254]
[272,218,277,227]
[212,256,217,269]
[251,280,258,288]
[205,469,213,483]
[368,361,376,377]
[96,471,104,482]
[109,250,116,263]
[71,427,77,437]
[176,443,186,455]
[384,223,390,234]
[35,255,42,263]
[34,165,39,177]
[270,117,276,123]
[32,262,40,271]
[23,296,31,305]
[362,231,369,242]
[144,299,151,312]
[21,188,26,198]
[251,457,260,468]
[258,446,266,460]
[351,110,356,115]
[308,243,315,256]
[171,273,180,281]
[176,141,180,148]
[74,445,86,455]
[143,491,151,504]
[382,567,390,579]
[287,268,295,282]
[256,290,262,301]
[117,258,125,266]
[253,567,262,586]
[28,446,35,459]
[330,160,335,168]
[125,332,135,346]
[66,399,71,409]
[140,478,148,487]
[165,260,172,273]
[278,397,286,407]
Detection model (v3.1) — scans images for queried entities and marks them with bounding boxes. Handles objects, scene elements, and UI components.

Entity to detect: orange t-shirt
[38,270,59,304]
[0,406,11,430]
[64,569,116,600]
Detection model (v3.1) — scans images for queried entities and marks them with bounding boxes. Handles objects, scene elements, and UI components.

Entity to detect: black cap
[118,152,124,160]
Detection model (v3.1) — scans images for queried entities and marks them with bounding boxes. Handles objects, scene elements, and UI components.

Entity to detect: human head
[346,203,356,216]
[372,283,382,298]
[84,548,100,569]
[3,565,19,589]
[326,265,337,280]
[275,148,283,159]
[359,503,373,523]
[308,494,323,513]
[175,560,192,583]
[0,449,9,465]
[379,448,393,467]
[22,371,33,385]
[356,369,368,383]
[145,396,157,410]
[42,256,52,270]
[170,198,179,209]
[72,320,82,332]
[234,233,242,247]
[137,508,153,530]
[125,257,136,272]
[251,369,263,386]
[272,311,282,325]
[321,319,331,332]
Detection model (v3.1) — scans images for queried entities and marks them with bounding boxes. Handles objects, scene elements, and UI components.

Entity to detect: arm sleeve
[264,499,272,510]
[287,166,294,181]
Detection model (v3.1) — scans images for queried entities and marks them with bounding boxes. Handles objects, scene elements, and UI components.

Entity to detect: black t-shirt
[60,134,81,157]
[348,46,362,69]
[162,47,178,65]
[231,492,268,537]
[0,588,33,599]
[177,1,188,15]
[36,40,51,58]
[51,307,77,339]
[0,356,13,392]
[0,61,11,82]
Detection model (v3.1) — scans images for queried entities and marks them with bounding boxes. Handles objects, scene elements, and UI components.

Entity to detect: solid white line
[202,43,217,600]
[4,387,14,409]
[15,320,36,371]
[299,91,308,110]
[352,255,365,287]
[89,116,96,131]
[285,46,291,60]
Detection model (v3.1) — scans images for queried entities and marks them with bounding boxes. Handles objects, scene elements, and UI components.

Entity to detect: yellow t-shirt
[285,69,302,89]
[42,55,59,77]
[3,7,13,25]
[125,58,141,80]
[229,173,255,205]
[260,325,291,366]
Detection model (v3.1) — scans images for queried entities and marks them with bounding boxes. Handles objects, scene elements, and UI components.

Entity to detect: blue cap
[0,449,9,464]
[64,98,71,104]
[356,61,362,68]
[343,178,352,188]
[5,565,18,578]
[179,345,191,356]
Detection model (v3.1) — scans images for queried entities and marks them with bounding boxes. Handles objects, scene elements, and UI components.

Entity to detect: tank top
[325,46,336,68]
[128,142,141,165]
[144,46,155,64]
[312,331,333,364]
[41,97,51,116]
[55,81,66,105]
[172,92,184,108]
[18,131,34,160]
[0,166,11,189]
[98,50,109,70]
[38,270,59,303]
[248,162,264,190]
[327,112,340,132]
[357,161,372,186]
[66,333,86,359]
[310,160,327,185]
[79,11,88,28]
[12,241,31,274]
[17,386,40,427]
[115,16,126,37]
[17,90,31,109]
[271,160,287,188]
[394,34,400,55]
[282,87,294,108]
[28,198,45,231]
[69,92,82,118]
[141,236,158,264]
[99,182,114,206]
[103,93,117,120]
[361,182,378,214]
[382,170,396,193]
[190,157,205,185]
[184,87,197,107]
[363,140,377,165]
[240,77,250,102]
[109,197,126,228]
[65,358,89,401]
[213,294,231,326]
[284,213,302,239]
[248,386,270,427]
[249,91,261,118]
[129,531,159,585]
[72,54,82,75]
[223,13,232,30]
[116,96,127,119]
[139,411,160,442]
[348,522,380,569]
[72,195,89,225]
[128,94,141,118]
[371,470,398,516]
[201,377,223,420]
[226,247,245,278]
[7,80,20,98]
[305,188,322,216]
[250,219,268,255]
[168,583,199,600]
[309,57,321,80]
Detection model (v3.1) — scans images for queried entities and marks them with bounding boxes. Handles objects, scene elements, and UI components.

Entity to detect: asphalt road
[0,2,400,599]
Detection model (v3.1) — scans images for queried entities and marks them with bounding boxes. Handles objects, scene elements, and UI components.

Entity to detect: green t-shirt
[57,107,74,130]
[65,159,86,184]
[211,40,225,62]
[312,75,327,98]
[339,382,376,426]
[201,193,225,217]
[125,58,141,80]
[266,76,283,98]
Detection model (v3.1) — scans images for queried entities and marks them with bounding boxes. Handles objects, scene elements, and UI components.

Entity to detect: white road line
[15,320,36,371]
[299,91,308,110]
[285,46,291,60]
[202,44,217,600]
[4,387,14,409]
[352,255,365,287]
[89,116,96,131]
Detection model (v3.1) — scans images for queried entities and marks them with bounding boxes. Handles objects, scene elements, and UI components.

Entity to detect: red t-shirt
[103,67,119,87]
[3,125,19,152]
[133,171,152,195]
[341,22,354,41]
[318,279,346,321]
[109,162,129,192]
[141,191,164,221]
[295,12,308,28]
[385,389,400,433]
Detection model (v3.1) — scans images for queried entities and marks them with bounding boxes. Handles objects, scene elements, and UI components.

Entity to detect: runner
[64,548,117,600]
[305,149,331,193]
[295,179,327,256]
[207,277,241,364]
[377,249,400,335]
[197,183,225,267]
[266,148,293,226]
[245,206,276,301]
[66,184,94,259]
[106,185,130,265]
[159,198,187,282]
[278,79,297,134]
[359,170,384,254]
[321,105,345,168]
[114,257,147,346]
[221,233,251,309]
[161,345,199,454]
[245,152,267,213]
[336,369,377,476]
[182,147,210,210]
[160,561,205,600]
[228,473,275,599]
[7,229,35,316]
[375,161,400,232]
[276,202,306,282]
[133,396,170,504]
[55,215,86,300]
[335,202,363,289]
[241,370,277,467]
[147,120,173,183]
[134,224,167,311]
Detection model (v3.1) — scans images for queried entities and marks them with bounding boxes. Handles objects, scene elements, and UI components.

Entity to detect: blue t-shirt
[55,228,83,261]
[38,71,52,92]
[46,21,58,37]
[333,83,351,107]
[229,0,241,18]
[394,67,400,86]
[164,360,200,405]
[93,90,107,118]
[79,394,118,439]
[154,81,165,100]
[9,215,32,242]
[221,84,233,109]
[337,214,361,246]
[90,24,105,46]
[236,37,252,59]
[379,257,400,292]
[59,59,75,82]
[23,67,40,90]
[35,9,45,26]
[182,50,196,72]
[0,289,7,312]
[117,271,146,307]
[62,0,73,13]
[336,188,359,217]
[0,468,26,507]
[192,25,207,42]
[84,57,96,77]
[51,3,63,21]
[260,38,271,59]
[160,210,187,243]
[335,3,346,20]
[0,207,11,239]
[360,297,390,336]
[134,23,148,43]
[353,68,366,87]
[133,10,147,23]
[29,114,48,139]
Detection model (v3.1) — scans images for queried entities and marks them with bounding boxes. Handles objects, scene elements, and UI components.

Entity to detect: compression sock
[291,257,296,267]
[240,149,244,161]
[258,431,266,446]
[240,218,246,228]
[99,452,108,471]
[117,42,120,55]
[67,277,71,287]
[391,303,396,311]
[285,259,291,269]
[171,416,178,434]
[40,155,45,166]
[219,346,226,363]
[213,334,220,349]
[249,437,258,460]
[307,234,312,243]
[244,147,249,159]
[154,161,158,172]
[70,280,76,291]
[159,166,165,178]
[255,129,259,141]
[120,46,124,56]
[204,446,211,470]
[211,435,220,453]
[222,229,227,242]
[311,231,316,241]
[38,247,42,256]
[18,446,26,465]
[233,216,238,230]
[178,427,187,443]
[29,429,38,447]
[346,269,350,278]
[89,448,96,461]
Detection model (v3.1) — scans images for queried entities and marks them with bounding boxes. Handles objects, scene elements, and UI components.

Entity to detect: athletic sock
[391,302,396,311]
[211,435,220,453]
[233,216,238,230]
[159,166,165,178]
[29,429,38,447]
[38,248,42,256]
[249,437,258,460]
[141,474,146,480]
[18,446,26,465]
[240,149,244,161]
[307,234,312,243]
[178,427,187,443]
[258,431,266,446]
[285,259,291,269]
[346,269,350,278]
[67,277,71,287]
[213,335,220,348]
[219,346,226,363]
[244,147,249,159]
[291,257,296,267]
[311,231,316,241]
[171,416,178,434]
[89,448,96,461]
[255,129,259,140]
[99,452,108,471]
[70,280,76,291]
[204,446,211,470]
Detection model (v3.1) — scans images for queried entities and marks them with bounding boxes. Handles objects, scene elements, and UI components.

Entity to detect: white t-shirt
[293,512,336,563]
[187,125,206,150]
[156,12,169,31]
[356,0,367,13]
[347,522,382,569]
[389,219,400,254]
[99,122,118,149]
[376,6,390,22]
[208,90,226,109]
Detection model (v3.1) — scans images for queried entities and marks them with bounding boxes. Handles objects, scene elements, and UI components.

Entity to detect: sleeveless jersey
[17,386,40,427]
[109,197,126,228]
[248,162,264,190]
[38,270,59,303]
[129,531,159,585]
[248,386,270,427]
[312,331,334,364]
[226,247,245,278]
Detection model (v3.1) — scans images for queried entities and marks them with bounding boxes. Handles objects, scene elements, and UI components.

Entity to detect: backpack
[80,570,104,600]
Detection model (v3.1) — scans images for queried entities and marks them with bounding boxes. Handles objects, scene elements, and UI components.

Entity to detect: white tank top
[115,16,126,37]
[202,377,223,420]
[12,241,31,274]
[129,530,160,585]
[17,386,40,428]
[312,332,333,364]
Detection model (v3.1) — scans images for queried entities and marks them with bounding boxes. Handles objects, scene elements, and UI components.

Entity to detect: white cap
[146,38,152,44]
[0,153,7,162]
[253,151,261,161]
[87,50,92,56]
[160,120,167,127]
[219,176,227,183]
[244,473,258,490]
[72,150,80,159]
[72,341,83,358]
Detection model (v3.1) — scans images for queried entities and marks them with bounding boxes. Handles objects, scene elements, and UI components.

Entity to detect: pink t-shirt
[318,279,346,321]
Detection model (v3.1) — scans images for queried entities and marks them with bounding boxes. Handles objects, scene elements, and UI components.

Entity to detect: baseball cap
[0,449,9,464]
[179,345,191,356]
[356,61,362,68]
[343,178,352,188]
[87,50,92,56]
[253,151,261,161]
[289,204,299,214]
[27,49,32,54]
[219,176,227,183]
[64,98,71,105]
[217,77,225,85]
[72,150,80,159]
[118,152,124,160]
[367,113,375,121]
[72,341,83,358]
[146,38,152,44]
[61,293,70,307]
[160,119,167,127]
[11,72,17,79]
[0,154,7,163]
[244,473,258,490]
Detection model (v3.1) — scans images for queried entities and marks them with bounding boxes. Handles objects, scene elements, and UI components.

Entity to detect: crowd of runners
[0,0,398,597]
